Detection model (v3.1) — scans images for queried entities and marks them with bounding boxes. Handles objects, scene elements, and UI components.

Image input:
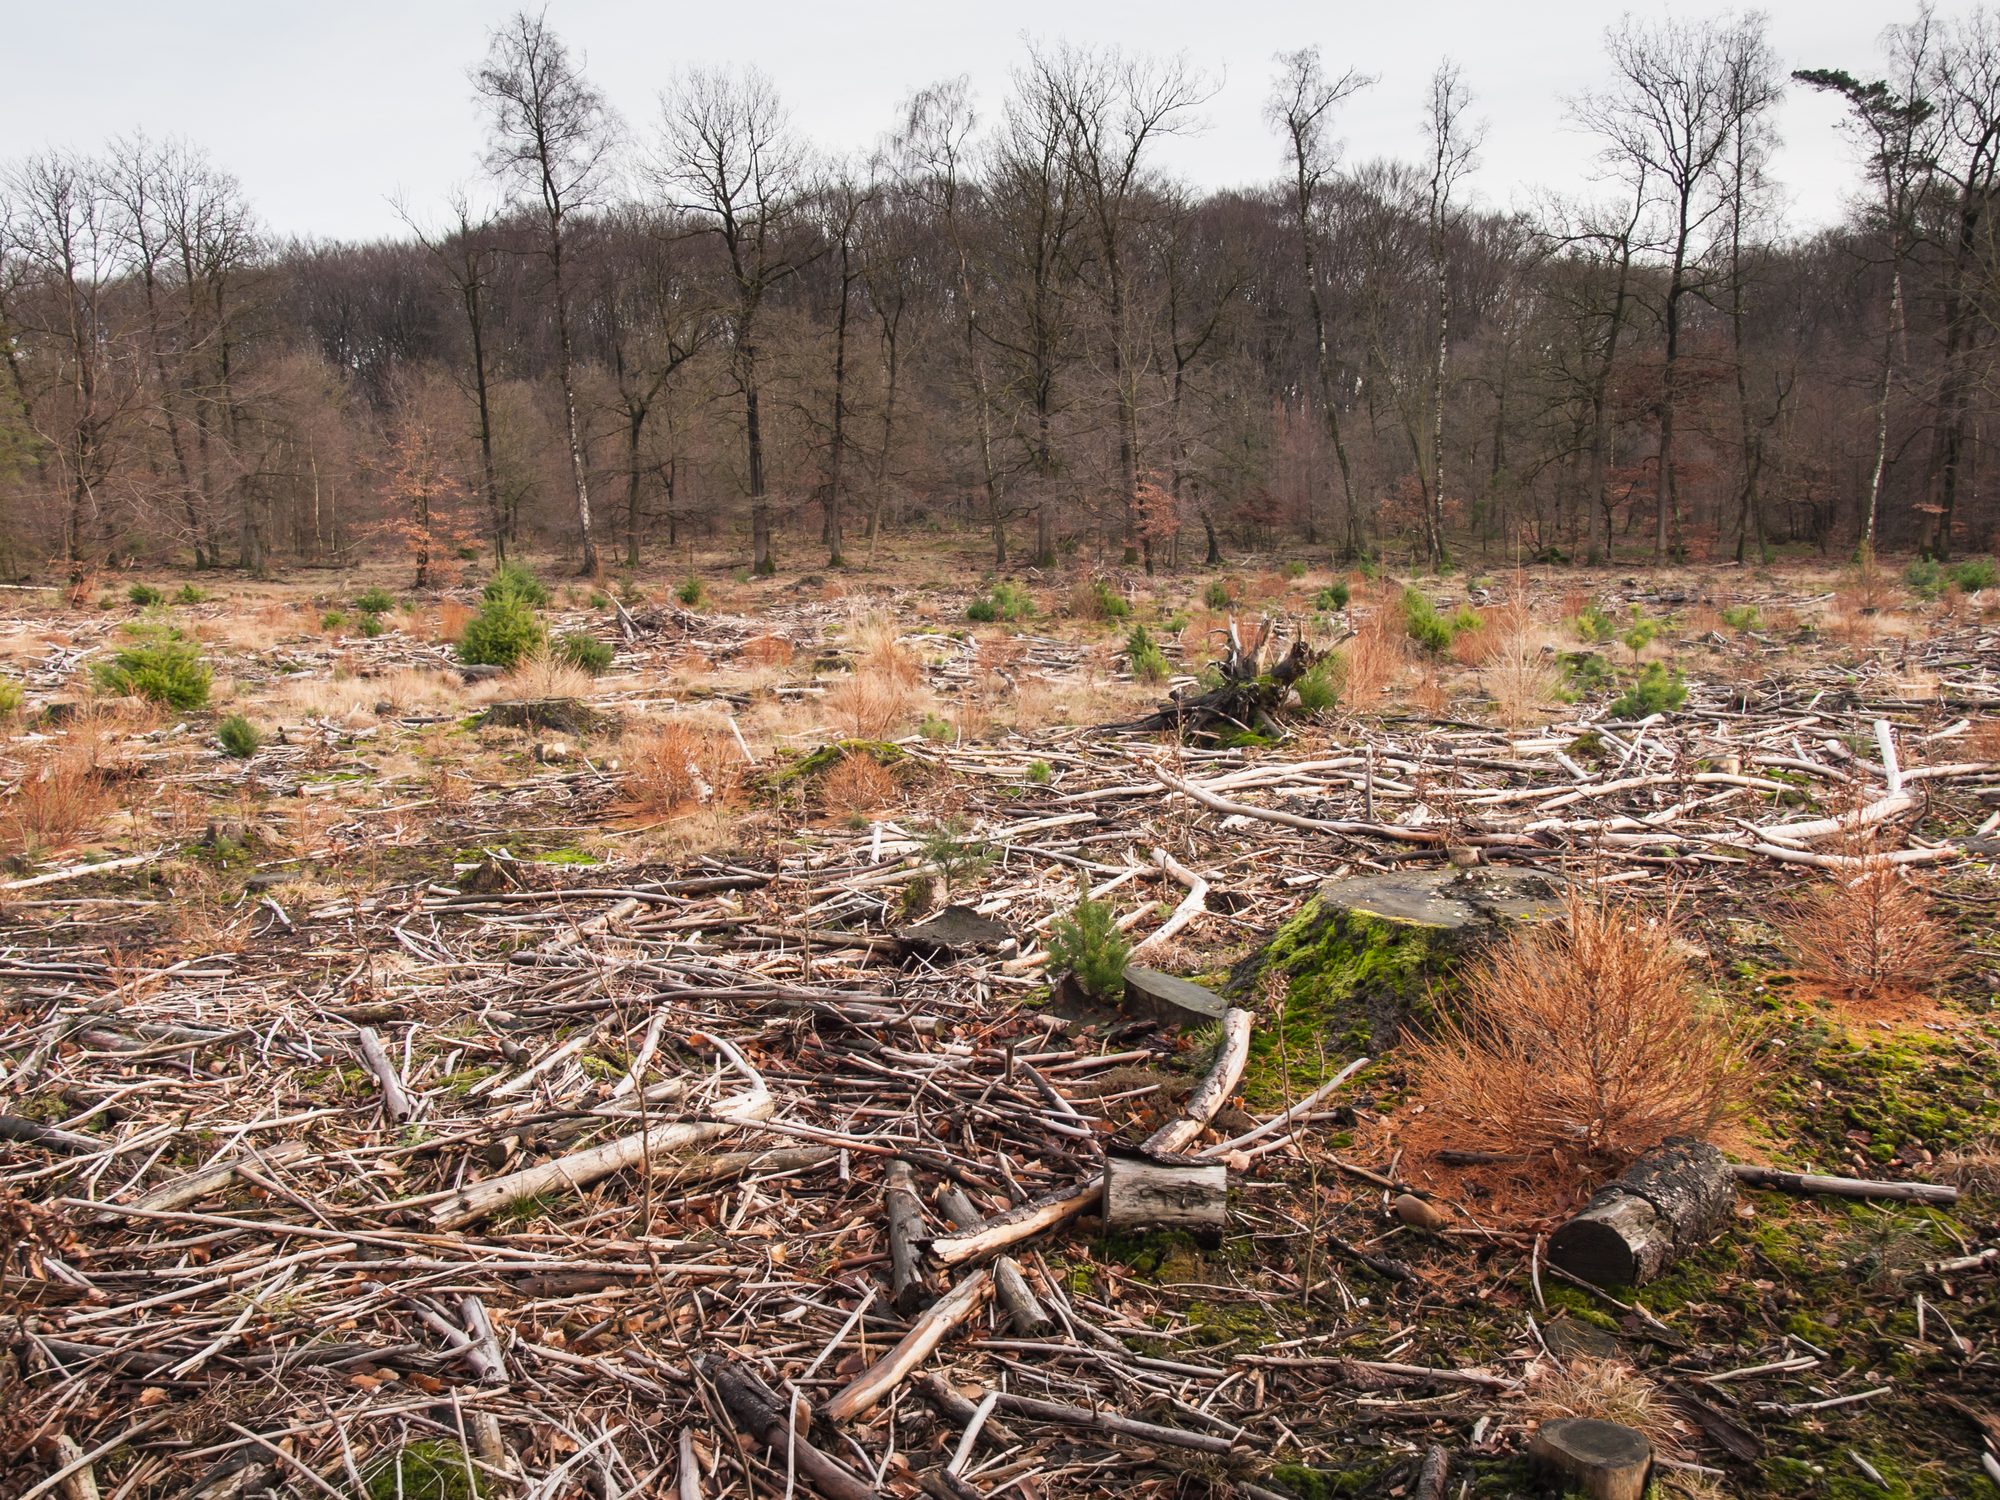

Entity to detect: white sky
[5,0,1900,242]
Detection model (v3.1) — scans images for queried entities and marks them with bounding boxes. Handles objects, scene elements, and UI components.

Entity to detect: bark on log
[1527,1418,1651,1500]
[1549,1138,1735,1288]
[1102,1154,1227,1235]
[885,1159,933,1314]
[702,1356,878,1500]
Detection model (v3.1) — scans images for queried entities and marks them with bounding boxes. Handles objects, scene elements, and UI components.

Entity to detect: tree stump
[1527,1418,1651,1500]
[1102,1152,1227,1235]
[1549,1137,1736,1287]
[1226,868,1561,1051]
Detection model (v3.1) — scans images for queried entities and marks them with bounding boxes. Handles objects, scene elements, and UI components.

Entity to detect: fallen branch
[1730,1164,1957,1205]
[821,1268,993,1422]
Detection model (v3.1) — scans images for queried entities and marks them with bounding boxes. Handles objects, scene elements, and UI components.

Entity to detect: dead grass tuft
[1485,630,1566,729]
[825,666,916,739]
[496,651,596,703]
[623,720,743,816]
[819,753,897,818]
[1521,1356,1688,1460]
[1408,891,1750,1185]
[435,600,473,644]
[1342,607,1407,707]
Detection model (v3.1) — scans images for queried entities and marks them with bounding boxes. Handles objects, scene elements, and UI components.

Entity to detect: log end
[1527,1417,1652,1500]
[1547,1212,1645,1288]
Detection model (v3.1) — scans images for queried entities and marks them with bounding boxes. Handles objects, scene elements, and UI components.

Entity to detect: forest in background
[4,6,2000,581]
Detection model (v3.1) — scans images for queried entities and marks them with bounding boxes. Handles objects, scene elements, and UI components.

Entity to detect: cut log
[1226,868,1561,1051]
[1549,1138,1735,1288]
[1102,1153,1227,1236]
[1527,1417,1651,1500]
[885,1159,933,1314]
[1121,966,1227,1026]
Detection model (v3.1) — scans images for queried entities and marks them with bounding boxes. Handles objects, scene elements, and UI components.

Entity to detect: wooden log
[1729,1164,1957,1205]
[702,1356,877,1500]
[104,1139,310,1220]
[1549,1138,1735,1288]
[821,1269,992,1423]
[1102,1154,1227,1235]
[0,1115,106,1155]
[354,1027,413,1124]
[1144,1005,1252,1155]
[885,1159,933,1314]
[935,1189,1049,1335]
[1527,1418,1651,1500]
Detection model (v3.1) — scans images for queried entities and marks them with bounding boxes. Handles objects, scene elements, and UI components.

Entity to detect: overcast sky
[4,0,1908,243]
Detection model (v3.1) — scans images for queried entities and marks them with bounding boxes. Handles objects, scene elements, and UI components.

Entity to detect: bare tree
[1269,48,1375,562]
[1582,15,1740,560]
[1719,19,1784,564]
[1034,42,1210,571]
[474,8,617,576]
[1422,60,1483,571]
[658,66,810,577]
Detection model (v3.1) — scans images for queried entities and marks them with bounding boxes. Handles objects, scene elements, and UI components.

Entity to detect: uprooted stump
[1549,1137,1736,1287]
[1108,615,1320,742]
[1226,868,1562,1054]
[477,697,613,736]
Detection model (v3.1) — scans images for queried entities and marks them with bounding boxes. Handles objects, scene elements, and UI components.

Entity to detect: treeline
[4,8,1999,581]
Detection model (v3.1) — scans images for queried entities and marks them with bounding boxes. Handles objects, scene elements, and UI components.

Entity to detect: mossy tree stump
[1226,869,1561,1094]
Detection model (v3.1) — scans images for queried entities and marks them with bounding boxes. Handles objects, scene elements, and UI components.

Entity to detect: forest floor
[0,542,1996,1500]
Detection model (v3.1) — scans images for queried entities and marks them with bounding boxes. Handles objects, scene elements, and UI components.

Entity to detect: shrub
[1294,655,1345,714]
[354,586,397,616]
[1777,860,1962,999]
[321,610,346,631]
[1045,890,1131,1002]
[485,559,549,607]
[1719,603,1761,631]
[217,714,262,759]
[820,753,897,816]
[624,721,741,814]
[1409,892,1749,1181]
[1026,759,1052,784]
[1562,652,1615,696]
[457,595,545,668]
[1315,582,1350,611]
[1905,556,1946,600]
[966,595,999,623]
[1570,601,1618,643]
[127,583,165,607]
[1282,560,1308,579]
[919,713,954,742]
[0,680,21,717]
[918,818,994,895]
[1401,588,1455,654]
[555,631,614,675]
[1203,579,1233,610]
[1608,662,1686,719]
[675,576,706,607]
[1950,556,1998,593]
[968,580,1036,624]
[1125,625,1171,684]
[358,614,385,638]
[92,640,211,709]
[1071,578,1130,619]
[2,747,112,854]
[174,584,209,605]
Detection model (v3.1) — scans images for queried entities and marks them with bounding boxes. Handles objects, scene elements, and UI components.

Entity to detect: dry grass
[1485,630,1566,728]
[494,651,596,703]
[622,720,744,816]
[1408,892,1750,1185]
[819,753,897,818]
[435,600,473,644]
[851,616,920,687]
[1520,1357,1688,1460]
[1776,860,1963,1001]
[278,668,464,722]
[2,745,115,854]
[1410,667,1448,716]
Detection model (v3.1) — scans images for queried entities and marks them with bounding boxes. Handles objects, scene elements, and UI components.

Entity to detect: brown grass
[623,721,743,816]
[495,651,596,703]
[1407,892,1750,1186]
[2,746,115,854]
[1776,861,1963,1001]
[819,753,897,818]
[825,665,916,740]
[852,616,920,687]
